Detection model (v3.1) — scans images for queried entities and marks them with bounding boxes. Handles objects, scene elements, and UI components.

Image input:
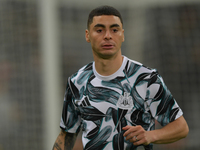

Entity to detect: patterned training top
[60,56,183,150]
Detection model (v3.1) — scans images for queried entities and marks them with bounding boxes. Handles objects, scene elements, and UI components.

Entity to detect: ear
[122,29,125,42]
[85,29,90,43]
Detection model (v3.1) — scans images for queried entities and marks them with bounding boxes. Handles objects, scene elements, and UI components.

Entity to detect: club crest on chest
[116,92,134,110]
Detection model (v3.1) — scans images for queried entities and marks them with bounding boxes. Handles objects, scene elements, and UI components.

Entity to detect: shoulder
[64,62,94,100]
[67,62,94,94]
[70,62,94,81]
[124,56,158,75]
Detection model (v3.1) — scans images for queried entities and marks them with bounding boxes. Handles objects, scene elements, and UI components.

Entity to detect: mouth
[101,43,114,49]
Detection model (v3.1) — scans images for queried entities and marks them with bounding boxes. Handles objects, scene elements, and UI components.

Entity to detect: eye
[113,29,118,32]
[97,29,102,33]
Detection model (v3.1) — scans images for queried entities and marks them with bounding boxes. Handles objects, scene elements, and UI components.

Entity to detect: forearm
[52,130,78,150]
[150,116,189,144]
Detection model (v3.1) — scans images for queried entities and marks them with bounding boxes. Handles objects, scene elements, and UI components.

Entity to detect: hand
[122,125,153,146]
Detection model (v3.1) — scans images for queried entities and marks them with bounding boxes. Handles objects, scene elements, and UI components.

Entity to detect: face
[85,15,124,59]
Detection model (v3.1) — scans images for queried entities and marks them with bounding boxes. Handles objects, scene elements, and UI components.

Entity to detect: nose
[104,30,112,40]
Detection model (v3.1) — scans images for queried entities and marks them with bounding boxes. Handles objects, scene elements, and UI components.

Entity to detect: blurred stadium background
[0,0,199,149]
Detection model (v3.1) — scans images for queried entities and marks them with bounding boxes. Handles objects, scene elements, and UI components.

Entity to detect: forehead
[91,15,122,27]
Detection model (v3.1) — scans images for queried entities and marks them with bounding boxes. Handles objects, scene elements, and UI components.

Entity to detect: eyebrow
[94,23,120,28]
[110,24,120,28]
[94,24,105,28]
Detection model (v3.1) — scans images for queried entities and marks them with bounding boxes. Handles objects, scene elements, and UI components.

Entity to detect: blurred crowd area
[0,0,200,150]
[144,4,200,150]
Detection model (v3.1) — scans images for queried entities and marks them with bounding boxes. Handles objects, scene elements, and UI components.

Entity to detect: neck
[94,54,123,76]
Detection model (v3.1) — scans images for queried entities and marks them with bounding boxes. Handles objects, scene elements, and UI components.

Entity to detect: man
[53,5,189,150]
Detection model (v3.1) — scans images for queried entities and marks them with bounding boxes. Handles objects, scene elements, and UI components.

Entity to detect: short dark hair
[87,5,123,29]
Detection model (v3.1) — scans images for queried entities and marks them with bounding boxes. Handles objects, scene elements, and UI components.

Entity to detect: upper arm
[60,81,82,133]
[147,72,183,126]
[52,129,78,150]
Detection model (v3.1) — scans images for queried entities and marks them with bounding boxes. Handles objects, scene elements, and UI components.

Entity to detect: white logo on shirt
[116,92,134,109]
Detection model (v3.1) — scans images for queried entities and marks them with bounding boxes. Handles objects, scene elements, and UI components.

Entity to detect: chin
[100,53,118,59]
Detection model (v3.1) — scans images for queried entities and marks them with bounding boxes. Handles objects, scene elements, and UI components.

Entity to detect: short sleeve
[60,81,81,133]
[147,71,183,126]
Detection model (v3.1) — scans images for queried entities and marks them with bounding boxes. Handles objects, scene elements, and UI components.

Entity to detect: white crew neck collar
[93,56,127,81]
